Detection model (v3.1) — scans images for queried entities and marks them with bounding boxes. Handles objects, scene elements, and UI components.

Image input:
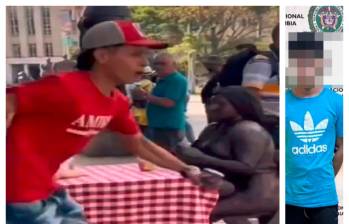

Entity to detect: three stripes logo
[290,111,328,143]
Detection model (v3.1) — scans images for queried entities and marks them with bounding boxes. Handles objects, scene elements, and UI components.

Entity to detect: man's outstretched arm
[118,133,186,171]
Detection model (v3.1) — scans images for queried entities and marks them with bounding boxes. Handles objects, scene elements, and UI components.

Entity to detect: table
[58,163,219,224]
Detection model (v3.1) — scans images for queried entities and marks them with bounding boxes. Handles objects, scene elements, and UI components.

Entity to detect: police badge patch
[308,6,343,32]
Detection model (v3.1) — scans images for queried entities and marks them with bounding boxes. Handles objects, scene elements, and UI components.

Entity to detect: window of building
[41,7,51,35]
[8,7,19,36]
[25,6,35,35]
[44,43,53,56]
[12,44,21,57]
[28,44,37,57]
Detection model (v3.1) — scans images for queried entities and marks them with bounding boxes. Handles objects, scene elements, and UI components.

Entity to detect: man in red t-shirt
[6,20,204,223]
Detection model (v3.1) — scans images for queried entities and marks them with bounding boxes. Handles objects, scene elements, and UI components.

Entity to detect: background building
[6,6,84,84]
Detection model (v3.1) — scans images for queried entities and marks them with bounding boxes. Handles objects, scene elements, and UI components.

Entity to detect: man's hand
[132,88,148,100]
[181,165,202,185]
[181,166,223,189]
[132,89,175,108]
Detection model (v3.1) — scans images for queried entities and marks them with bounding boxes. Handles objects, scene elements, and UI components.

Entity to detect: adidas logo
[289,111,328,143]
[292,144,327,155]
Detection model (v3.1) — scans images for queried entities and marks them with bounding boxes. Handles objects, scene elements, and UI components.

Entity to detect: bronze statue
[176,86,279,224]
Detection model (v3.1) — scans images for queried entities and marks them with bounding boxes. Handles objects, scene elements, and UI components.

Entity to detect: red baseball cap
[81,20,168,51]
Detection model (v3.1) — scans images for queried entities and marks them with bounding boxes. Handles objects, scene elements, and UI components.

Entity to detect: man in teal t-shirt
[137,53,188,152]
[286,32,343,224]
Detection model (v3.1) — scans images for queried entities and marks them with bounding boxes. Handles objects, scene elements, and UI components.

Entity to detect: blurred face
[96,45,148,84]
[153,56,176,77]
[289,49,324,89]
[206,95,240,123]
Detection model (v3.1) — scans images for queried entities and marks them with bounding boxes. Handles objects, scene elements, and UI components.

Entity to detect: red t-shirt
[7,71,139,202]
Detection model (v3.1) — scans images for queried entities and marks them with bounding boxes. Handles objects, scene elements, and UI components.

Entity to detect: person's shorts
[7,188,87,224]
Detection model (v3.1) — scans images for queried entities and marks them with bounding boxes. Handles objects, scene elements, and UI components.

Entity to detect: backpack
[201,48,278,104]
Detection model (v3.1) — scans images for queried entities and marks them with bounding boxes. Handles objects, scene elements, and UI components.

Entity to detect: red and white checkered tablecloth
[58,163,219,224]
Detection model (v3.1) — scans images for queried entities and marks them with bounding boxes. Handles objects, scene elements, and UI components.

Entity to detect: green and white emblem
[308,6,343,32]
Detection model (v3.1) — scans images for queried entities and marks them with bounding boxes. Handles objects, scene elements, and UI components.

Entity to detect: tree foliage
[131,6,278,58]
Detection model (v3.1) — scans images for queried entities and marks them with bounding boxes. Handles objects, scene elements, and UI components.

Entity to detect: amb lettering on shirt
[66,114,112,136]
